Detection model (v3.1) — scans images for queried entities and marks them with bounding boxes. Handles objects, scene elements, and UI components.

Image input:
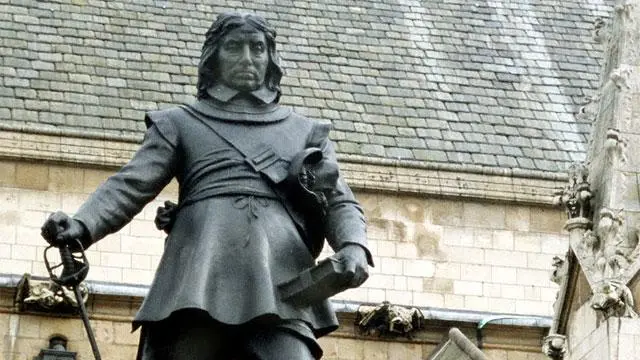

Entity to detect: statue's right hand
[41,211,87,247]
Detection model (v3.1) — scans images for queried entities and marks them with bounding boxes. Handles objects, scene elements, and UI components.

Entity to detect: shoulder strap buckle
[244,147,280,173]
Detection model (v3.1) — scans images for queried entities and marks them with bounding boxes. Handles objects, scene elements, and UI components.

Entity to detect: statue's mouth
[235,70,257,79]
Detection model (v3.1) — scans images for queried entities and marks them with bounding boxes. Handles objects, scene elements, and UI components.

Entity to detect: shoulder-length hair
[197,13,283,102]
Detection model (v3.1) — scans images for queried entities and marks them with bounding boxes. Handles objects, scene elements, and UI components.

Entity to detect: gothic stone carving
[609,65,633,90]
[553,161,640,318]
[553,163,593,221]
[591,280,638,318]
[543,334,567,360]
[597,208,639,278]
[550,254,571,313]
[14,273,88,313]
[604,128,627,163]
[592,17,606,43]
[550,255,566,286]
[356,301,425,337]
[576,94,601,126]
[574,208,640,285]
[614,1,634,18]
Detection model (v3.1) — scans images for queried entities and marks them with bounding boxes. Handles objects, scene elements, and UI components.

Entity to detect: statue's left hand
[332,244,370,288]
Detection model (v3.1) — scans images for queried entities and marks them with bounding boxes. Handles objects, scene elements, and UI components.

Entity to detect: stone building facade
[0,0,624,359]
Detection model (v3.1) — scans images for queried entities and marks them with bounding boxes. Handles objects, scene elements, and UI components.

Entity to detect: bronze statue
[41,12,372,359]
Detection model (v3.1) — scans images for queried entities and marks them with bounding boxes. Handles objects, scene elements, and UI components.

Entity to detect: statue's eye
[252,42,266,53]
[224,41,241,52]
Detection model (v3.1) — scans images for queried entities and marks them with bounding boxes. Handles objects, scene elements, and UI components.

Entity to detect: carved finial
[604,129,622,154]
[604,129,627,163]
[553,163,593,221]
[543,334,567,360]
[592,17,606,43]
[605,129,621,145]
[355,301,425,338]
[609,66,633,89]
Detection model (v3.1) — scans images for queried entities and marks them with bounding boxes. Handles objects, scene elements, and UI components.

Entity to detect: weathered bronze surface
[41,12,371,358]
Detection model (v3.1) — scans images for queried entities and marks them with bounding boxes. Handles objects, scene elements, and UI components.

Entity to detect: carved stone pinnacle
[554,163,593,222]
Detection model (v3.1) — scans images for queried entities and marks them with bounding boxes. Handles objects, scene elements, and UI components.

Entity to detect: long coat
[73,98,370,337]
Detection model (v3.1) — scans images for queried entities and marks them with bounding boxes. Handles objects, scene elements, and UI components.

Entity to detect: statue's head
[197,13,283,101]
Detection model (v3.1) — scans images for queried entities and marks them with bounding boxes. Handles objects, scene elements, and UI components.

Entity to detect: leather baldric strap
[180,104,291,185]
[244,148,279,171]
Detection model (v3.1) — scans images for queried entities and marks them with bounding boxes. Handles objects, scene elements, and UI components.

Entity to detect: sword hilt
[44,242,89,288]
[42,217,90,287]
[41,216,100,360]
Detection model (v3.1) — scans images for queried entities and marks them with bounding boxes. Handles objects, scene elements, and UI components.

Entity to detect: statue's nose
[239,45,252,64]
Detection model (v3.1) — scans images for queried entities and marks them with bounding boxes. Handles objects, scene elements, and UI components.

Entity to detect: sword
[42,222,102,360]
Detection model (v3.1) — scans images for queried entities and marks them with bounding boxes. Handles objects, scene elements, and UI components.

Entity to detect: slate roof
[1,0,613,173]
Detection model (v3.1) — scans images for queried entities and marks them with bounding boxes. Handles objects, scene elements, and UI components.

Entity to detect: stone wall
[565,304,640,360]
[336,191,567,316]
[0,289,547,360]
[0,288,141,359]
[0,159,567,316]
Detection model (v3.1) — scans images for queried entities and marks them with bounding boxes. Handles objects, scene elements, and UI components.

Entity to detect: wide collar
[206,84,279,105]
[187,85,291,123]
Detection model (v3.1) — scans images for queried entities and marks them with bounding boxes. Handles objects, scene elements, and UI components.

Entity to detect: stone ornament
[550,255,566,286]
[591,280,638,318]
[604,129,627,164]
[575,208,640,284]
[554,162,640,319]
[608,65,633,90]
[355,301,425,338]
[15,273,88,313]
[542,334,567,360]
[614,0,634,18]
[592,17,606,43]
[553,163,593,221]
[595,208,639,279]
[575,94,601,123]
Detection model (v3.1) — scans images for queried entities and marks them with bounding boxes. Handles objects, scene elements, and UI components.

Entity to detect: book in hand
[278,257,351,306]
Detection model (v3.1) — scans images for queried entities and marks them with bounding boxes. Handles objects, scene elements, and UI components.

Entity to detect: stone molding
[0,128,566,205]
[0,273,552,328]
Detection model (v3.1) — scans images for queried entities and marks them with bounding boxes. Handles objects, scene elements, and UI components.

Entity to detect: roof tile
[1,0,613,172]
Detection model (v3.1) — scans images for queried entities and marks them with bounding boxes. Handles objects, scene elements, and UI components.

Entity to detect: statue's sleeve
[72,112,179,245]
[320,135,374,266]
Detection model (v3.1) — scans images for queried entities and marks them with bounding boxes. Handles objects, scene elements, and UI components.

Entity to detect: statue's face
[216,26,269,92]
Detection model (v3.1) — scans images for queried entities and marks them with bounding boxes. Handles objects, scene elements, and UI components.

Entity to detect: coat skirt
[134,195,339,337]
